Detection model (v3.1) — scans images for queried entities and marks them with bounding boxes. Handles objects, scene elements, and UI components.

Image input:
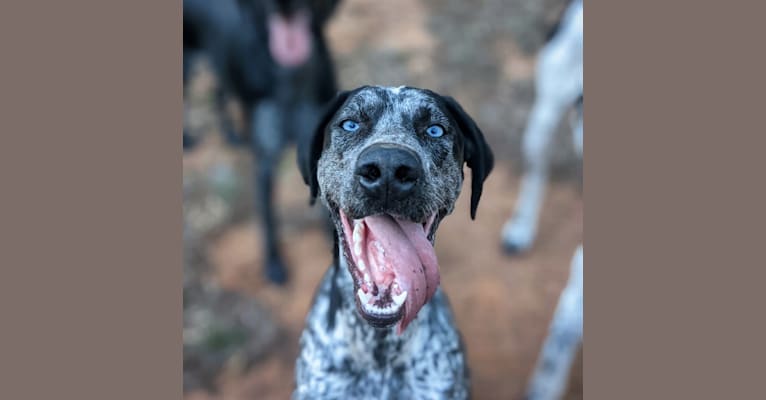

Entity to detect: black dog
[294,86,493,398]
[183,0,341,284]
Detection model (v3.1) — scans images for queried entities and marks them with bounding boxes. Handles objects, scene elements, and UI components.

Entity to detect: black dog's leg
[183,48,199,152]
[183,47,196,151]
[216,88,247,147]
[255,153,288,285]
[251,101,288,285]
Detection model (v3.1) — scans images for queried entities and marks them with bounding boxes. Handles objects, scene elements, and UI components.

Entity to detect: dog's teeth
[367,303,392,314]
[352,221,364,257]
[358,258,366,271]
[353,220,365,239]
[392,291,408,306]
[357,288,371,304]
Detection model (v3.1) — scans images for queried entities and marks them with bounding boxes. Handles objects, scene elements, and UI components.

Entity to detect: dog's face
[299,86,493,333]
[245,0,338,68]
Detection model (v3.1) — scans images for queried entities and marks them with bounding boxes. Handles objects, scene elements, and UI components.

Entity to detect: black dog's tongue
[267,11,312,67]
[359,214,440,334]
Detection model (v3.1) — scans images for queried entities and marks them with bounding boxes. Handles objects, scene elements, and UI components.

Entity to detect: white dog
[502,0,582,254]
[525,245,583,400]
[503,2,583,398]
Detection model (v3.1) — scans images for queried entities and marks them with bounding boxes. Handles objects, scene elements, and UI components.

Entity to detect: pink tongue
[362,215,440,334]
[267,12,312,67]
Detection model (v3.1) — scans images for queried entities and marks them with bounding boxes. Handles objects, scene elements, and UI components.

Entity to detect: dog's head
[299,86,493,333]
[249,0,339,67]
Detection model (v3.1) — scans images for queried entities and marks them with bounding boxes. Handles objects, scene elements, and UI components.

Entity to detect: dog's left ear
[298,90,352,205]
[441,96,494,219]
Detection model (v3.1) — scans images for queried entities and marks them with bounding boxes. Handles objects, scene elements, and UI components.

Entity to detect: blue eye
[341,120,360,132]
[426,124,444,138]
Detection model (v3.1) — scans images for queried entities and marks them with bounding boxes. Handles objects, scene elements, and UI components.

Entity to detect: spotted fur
[294,86,494,399]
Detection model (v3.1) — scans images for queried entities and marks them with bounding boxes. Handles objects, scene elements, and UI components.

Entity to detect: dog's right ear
[440,95,495,220]
[298,90,351,205]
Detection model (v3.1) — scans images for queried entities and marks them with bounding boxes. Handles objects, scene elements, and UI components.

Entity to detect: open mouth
[339,209,441,334]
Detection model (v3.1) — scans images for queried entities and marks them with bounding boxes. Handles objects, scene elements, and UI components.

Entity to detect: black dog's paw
[183,131,197,151]
[264,257,289,285]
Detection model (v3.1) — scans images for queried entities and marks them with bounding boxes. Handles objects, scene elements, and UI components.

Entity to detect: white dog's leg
[502,71,573,254]
[571,102,583,158]
[502,102,558,254]
[503,0,582,254]
[525,245,583,400]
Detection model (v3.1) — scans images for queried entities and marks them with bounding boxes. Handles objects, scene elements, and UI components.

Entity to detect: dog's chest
[294,266,469,399]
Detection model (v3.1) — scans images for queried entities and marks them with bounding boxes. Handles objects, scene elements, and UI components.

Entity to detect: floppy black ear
[440,96,494,219]
[297,90,351,205]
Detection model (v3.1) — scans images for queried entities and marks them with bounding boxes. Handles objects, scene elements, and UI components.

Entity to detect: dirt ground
[183,0,582,398]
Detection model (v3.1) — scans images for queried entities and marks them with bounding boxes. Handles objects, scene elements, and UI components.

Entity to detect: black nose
[355,144,423,200]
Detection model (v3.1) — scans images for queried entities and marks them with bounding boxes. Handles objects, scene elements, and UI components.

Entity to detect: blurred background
[183,0,582,398]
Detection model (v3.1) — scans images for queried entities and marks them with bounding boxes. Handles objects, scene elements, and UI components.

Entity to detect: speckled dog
[294,86,493,399]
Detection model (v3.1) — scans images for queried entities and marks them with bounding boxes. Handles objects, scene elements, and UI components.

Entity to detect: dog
[183,0,341,284]
[502,0,583,254]
[293,86,494,399]
[525,245,583,400]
